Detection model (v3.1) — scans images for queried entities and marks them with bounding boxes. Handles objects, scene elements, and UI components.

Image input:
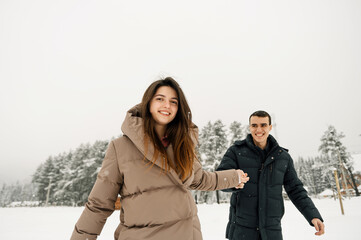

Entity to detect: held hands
[235,170,249,189]
[311,218,325,236]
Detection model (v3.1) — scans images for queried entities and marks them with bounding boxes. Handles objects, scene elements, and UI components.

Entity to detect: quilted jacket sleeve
[70,141,123,240]
[189,159,239,191]
[216,147,241,192]
[284,155,324,226]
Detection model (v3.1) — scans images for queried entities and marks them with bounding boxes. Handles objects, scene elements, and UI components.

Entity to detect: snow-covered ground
[0,197,360,240]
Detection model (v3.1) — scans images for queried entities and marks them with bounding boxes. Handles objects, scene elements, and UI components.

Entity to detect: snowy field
[0,197,360,240]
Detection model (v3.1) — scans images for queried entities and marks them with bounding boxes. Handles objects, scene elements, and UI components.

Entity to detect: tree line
[1,122,359,207]
[295,125,360,197]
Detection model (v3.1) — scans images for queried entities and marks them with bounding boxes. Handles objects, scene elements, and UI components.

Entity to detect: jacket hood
[121,104,199,186]
[121,104,158,164]
[121,104,199,151]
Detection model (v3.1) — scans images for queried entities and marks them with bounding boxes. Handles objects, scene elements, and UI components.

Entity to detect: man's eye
[261,124,268,127]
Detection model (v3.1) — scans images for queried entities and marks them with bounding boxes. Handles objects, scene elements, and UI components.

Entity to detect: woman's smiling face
[150,86,179,128]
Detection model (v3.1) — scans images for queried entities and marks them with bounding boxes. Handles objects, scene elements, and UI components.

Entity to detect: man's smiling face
[249,116,272,149]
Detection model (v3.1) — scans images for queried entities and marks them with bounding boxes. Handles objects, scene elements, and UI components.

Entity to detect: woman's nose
[164,100,170,108]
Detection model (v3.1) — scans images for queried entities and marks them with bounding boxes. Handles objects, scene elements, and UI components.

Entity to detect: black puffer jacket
[217,134,323,240]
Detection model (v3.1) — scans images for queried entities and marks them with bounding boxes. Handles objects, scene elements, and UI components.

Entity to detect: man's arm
[312,218,325,236]
[284,155,324,236]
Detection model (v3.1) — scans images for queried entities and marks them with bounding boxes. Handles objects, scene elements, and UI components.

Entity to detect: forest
[1,121,359,207]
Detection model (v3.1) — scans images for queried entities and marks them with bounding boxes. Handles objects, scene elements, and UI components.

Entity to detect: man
[217,110,325,240]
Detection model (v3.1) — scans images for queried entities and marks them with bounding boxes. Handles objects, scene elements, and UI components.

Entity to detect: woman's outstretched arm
[70,141,123,240]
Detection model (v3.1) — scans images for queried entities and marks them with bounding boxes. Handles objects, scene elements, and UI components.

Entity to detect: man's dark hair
[249,110,272,125]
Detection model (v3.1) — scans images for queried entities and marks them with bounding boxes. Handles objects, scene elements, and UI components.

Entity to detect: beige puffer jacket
[70,105,240,240]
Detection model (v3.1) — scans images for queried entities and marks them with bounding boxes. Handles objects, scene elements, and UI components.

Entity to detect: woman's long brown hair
[141,77,197,181]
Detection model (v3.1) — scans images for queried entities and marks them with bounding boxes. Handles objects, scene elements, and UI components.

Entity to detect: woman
[70,77,249,240]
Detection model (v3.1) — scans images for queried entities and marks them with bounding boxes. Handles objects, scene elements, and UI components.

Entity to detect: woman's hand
[235,170,249,189]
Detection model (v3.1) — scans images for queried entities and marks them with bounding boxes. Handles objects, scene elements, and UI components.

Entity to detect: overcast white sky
[1,0,361,184]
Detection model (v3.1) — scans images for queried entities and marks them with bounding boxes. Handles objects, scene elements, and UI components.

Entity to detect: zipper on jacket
[268,162,275,185]
[259,163,264,172]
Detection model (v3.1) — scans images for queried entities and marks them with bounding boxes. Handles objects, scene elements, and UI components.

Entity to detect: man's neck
[253,140,267,150]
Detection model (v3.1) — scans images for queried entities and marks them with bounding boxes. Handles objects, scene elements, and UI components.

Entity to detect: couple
[70,77,324,240]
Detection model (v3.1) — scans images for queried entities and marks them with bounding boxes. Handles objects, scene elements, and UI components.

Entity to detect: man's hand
[311,218,325,236]
[235,170,249,189]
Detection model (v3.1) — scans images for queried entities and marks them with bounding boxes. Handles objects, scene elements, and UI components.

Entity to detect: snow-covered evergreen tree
[228,121,245,146]
[63,143,93,205]
[30,138,110,206]
[0,184,6,206]
[52,152,73,205]
[56,140,109,206]
[32,157,57,204]
[319,125,359,196]
[295,156,328,195]
[198,120,229,203]
[0,183,20,206]
[199,120,228,171]
[0,181,38,207]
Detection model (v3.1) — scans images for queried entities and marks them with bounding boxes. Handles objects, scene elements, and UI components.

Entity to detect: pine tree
[319,125,359,196]
[58,141,109,206]
[228,121,245,146]
[199,120,228,171]
[0,183,6,207]
[11,182,22,203]
[52,152,73,205]
[32,157,57,204]
[62,143,93,205]
[0,181,39,207]
[198,120,228,203]
[21,182,38,203]
[31,139,110,206]
[295,156,328,196]
[198,122,213,172]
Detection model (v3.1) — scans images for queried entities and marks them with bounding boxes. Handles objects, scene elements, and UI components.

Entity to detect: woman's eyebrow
[154,94,178,100]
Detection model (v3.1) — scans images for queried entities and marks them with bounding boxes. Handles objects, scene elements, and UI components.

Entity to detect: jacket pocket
[267,198,283,218]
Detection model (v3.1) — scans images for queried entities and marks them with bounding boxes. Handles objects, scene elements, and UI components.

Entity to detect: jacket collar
[242,134,279,151]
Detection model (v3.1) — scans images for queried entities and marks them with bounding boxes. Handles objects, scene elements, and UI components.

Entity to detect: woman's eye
[171,101,178,105]
[156,98,163,101]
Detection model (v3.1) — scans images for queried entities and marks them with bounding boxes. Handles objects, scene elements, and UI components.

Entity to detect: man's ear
[269,125,273,131]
